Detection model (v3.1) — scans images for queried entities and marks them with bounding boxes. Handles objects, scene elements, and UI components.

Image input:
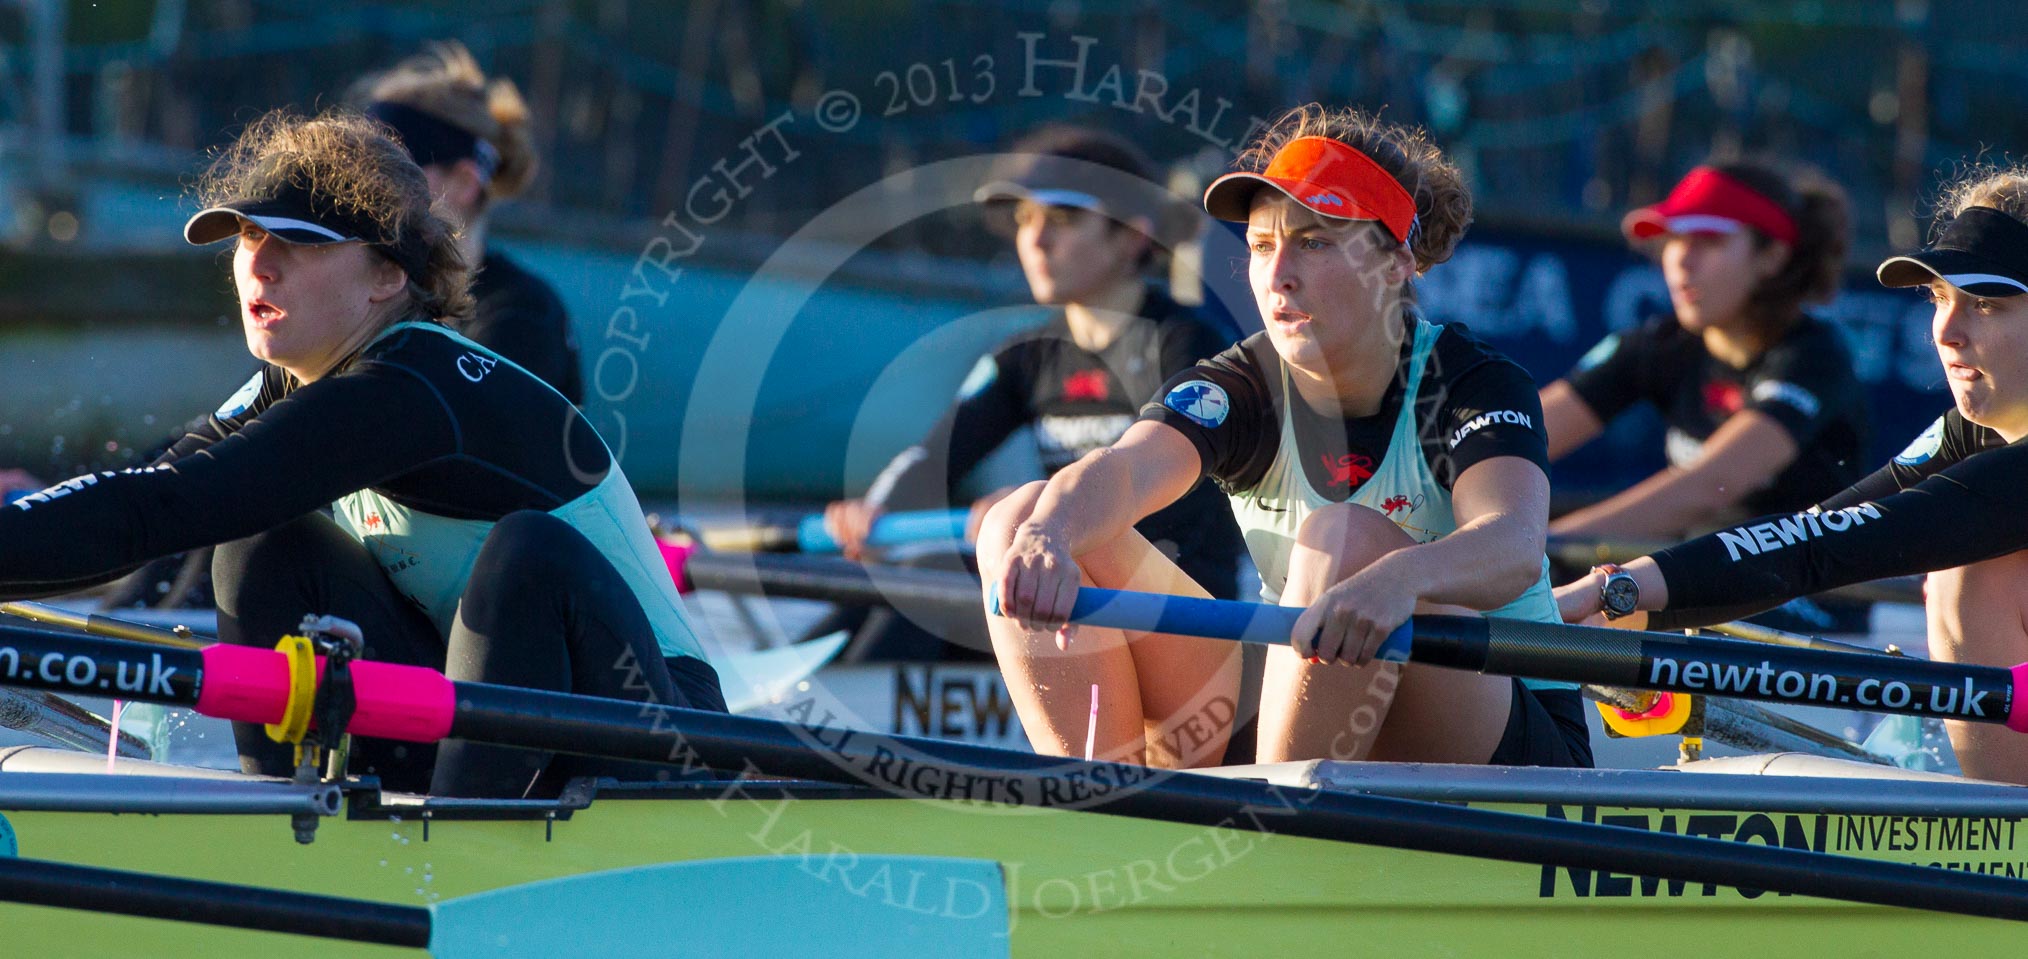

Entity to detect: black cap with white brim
[183,173,428,279]
[1877,206,2028,297]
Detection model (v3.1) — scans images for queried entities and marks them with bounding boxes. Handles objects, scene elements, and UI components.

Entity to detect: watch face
[1603,577,1639,615]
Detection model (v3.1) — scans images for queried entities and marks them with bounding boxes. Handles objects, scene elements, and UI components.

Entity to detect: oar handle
[988,585,1412,661]
[796,509,969,553]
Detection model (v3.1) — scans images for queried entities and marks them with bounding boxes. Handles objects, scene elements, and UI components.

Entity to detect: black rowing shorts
[1488,682,1594,768]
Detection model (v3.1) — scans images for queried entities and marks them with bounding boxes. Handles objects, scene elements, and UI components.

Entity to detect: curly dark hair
[196,108,473,322]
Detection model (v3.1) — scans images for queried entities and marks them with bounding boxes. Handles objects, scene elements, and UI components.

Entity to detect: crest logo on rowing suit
[1381,493,1425,516]
[1063,369,1110,402]
[215,371,265,419]
[457,352,498,383]
[1895,415,1947,466]
[1163,380,1229,428]
[362,512,384,532]
[1320,453,1374,489]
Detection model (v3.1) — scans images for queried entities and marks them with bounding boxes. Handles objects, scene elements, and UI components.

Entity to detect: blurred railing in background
[0,0,2002,499]
[0,0,2013,261]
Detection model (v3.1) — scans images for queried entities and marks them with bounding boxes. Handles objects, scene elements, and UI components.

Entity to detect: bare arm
[991,420,1206,631]
[1539,380,1604,462]
[1023,421,1204,552]
[1387,456,1551,609]
[1550,411,1799,539]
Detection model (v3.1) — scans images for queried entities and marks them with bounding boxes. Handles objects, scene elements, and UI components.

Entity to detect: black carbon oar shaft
[0,856,430,946]
[1413,616,2019,729]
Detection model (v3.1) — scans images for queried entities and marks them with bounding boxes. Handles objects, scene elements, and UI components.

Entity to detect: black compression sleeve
[0,365,457,598]
[1650,438,2028,616]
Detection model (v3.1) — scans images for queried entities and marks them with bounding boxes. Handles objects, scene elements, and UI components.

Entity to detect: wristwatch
[1594,563,1640,620]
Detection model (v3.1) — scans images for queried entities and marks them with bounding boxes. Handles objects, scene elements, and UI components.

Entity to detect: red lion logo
[1320,453,1374,488]
[1063,369,1109,402]
[1381,494,1411,515]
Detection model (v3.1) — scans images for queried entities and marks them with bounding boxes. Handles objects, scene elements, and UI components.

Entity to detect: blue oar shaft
[1052,588,1411,659]
[796,509,969,553]
[1051,587,2025,731]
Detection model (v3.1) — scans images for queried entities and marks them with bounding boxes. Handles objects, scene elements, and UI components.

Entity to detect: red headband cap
[1622,166,1799,246]
[1202,137,1417,243]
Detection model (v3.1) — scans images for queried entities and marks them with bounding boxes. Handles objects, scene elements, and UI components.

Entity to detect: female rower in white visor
[981,105,1589,770]
[1558,165,2028,784]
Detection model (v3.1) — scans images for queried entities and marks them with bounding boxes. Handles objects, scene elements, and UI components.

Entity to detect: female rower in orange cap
[1540,162,1862,541]
[981,104,1588,769]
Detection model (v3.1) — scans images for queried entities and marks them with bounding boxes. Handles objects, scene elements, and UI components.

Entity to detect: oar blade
[429,855,1009,958]
[717,631,850,713]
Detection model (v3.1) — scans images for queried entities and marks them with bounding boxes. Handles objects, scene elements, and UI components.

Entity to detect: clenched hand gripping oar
[0,621,2023,919]
[1005,587,2026,733]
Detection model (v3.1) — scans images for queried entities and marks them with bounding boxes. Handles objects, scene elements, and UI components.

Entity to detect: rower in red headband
[1556,164,2028,785]
[1539,162,1865,587]
[981,104,1589,771]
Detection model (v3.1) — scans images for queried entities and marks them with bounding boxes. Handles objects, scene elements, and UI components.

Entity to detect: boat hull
[2,759,2024,956]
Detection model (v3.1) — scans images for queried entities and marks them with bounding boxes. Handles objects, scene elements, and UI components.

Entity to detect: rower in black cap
[1556,163,2028,784]
[0,108,726,797]
[355,41,582,403]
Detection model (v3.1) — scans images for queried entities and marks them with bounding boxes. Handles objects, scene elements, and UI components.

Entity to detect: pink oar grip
[659,539,697,594]
[348,660,455,742]
[193,644,455,743]
[2009,664,2028,734]
[195,644,290,725]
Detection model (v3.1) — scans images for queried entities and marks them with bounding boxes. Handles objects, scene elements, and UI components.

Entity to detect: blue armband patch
[1894,415,1946,466]
[1574,333,1620,372]
[957,355,998,400]
[215,372,264,419]
[1163,380,1230,429]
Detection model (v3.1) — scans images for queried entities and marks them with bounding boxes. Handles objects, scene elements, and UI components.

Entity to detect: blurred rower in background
[357,41,583,403]
[1539,161,1864,541]
[810,125,1245,665]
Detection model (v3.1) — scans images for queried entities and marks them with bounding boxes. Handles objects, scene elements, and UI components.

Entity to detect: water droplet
[378,859,388,867]
[405,866,413,874]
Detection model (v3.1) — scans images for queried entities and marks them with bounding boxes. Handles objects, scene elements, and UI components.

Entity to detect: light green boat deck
[2,748,2024,956]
